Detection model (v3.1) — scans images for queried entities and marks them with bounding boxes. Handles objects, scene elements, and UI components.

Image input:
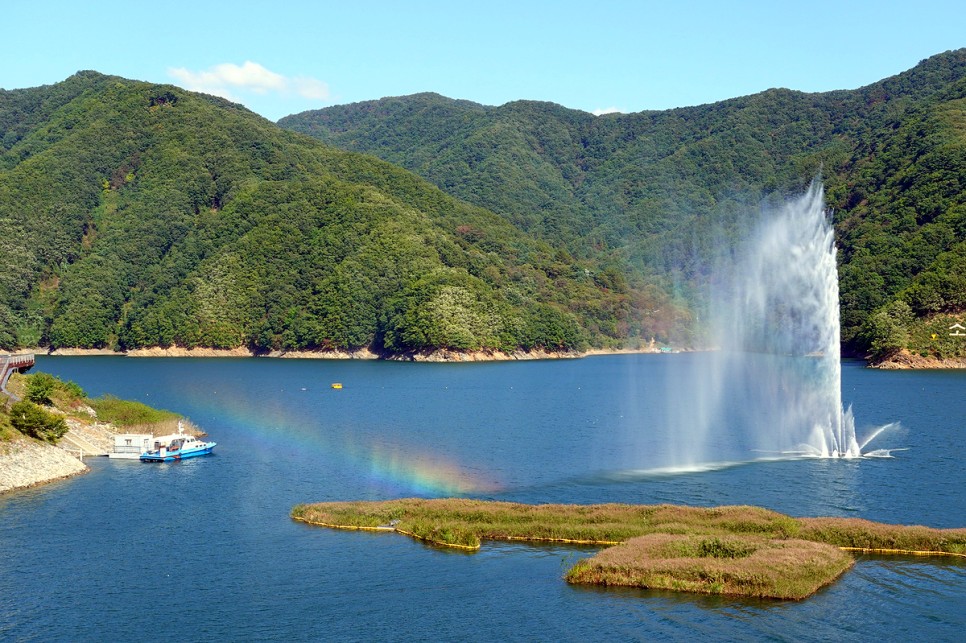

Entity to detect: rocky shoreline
[0,413,198,495]
[870,349,966,370]
[42,345,966,368]
[0,437,89,494]
[0,409,124,495]
[41,345,656,361]
[0,375,161,494]
[23,344,966,369]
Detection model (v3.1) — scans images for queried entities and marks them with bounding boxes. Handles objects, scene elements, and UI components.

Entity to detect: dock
[0,353,35,403]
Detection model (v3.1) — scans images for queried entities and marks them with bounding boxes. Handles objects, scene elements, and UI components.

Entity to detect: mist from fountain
[735,181,859,457]
[662,182,891,468]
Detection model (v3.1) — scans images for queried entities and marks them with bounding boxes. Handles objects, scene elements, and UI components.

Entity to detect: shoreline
[0,437,89,494]
[0,373,194,495]
[34,345,665,362]
[869,349,966,370]
[20,345,965,369]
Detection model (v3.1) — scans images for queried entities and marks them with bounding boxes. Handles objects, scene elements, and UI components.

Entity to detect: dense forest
[281,49,966,361]
[2,50,964,360]
[0,73,654,355]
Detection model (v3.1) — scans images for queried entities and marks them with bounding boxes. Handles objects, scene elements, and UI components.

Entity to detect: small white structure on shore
[109,434,155,459]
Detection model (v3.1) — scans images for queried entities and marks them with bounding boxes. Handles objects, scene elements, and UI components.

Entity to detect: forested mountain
[2,52,964,360]
[0,72,664,355]
[280,49,966,360]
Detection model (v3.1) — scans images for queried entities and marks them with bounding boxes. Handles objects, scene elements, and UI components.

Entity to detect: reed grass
[88,395,180,427]
[797,517,966,555]
[565,534,854,600]
[293,499,810,548]
[291,498,966,599]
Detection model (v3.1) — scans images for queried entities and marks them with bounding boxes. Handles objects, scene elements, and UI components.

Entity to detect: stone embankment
[0,408,117,495]
[0,438,88,494]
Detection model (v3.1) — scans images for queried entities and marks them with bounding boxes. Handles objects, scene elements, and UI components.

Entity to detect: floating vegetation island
[292,499,966,600]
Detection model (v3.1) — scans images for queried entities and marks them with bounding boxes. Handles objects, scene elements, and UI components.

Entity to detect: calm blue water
[2,355,964,641]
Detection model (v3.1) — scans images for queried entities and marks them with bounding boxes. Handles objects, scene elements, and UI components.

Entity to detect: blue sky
[4,1,963,121]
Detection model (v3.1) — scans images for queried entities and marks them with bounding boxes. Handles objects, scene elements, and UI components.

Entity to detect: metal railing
[1,353,36,403]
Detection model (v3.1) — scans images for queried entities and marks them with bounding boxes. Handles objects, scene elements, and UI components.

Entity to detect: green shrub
[25,373,57,405]
[60,380,86,398]
[0,413,17,442]
[9,400,68,443]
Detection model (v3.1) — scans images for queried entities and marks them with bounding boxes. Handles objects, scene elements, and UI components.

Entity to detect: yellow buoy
[331,383,343,389]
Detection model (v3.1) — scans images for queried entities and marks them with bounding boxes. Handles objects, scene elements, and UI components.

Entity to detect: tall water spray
[720,182,861,458]
[662,182,863,467]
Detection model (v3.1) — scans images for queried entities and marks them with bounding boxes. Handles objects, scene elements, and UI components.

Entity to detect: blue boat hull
[139,445,215,462]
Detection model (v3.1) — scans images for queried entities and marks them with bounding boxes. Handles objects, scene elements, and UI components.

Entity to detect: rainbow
[349,439,499,495]
[178,386,500,496]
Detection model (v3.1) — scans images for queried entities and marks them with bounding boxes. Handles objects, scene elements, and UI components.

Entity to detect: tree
[0,305,17,350]
[25,373,56,405]
[9,400,68,443]
[862,300,914,360]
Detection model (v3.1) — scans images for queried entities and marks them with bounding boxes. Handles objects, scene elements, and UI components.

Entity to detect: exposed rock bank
[386,348,582,362]
[126,346,256,358]
[872,349,966,370]
[0,438,88,494]
[0,380,151,494]
[42,345,662,361]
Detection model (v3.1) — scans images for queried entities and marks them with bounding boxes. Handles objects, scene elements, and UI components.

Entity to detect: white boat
[139,421,216,462]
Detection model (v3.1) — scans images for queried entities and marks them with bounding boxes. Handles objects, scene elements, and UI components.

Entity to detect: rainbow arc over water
[180,386,500,495]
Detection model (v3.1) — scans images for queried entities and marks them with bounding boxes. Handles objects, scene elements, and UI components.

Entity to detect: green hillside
[280,49,966,361]
[0,72,666,355]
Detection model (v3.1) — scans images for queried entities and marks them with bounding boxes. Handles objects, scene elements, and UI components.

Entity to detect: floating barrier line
[293,516,623,549]
[292,517,480,549]
[292,517,395,532]
[394,528,481,551]
[294,517,965,558]
[838,546,966,558]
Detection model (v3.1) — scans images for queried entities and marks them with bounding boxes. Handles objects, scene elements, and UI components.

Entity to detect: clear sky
[4,1,963,121]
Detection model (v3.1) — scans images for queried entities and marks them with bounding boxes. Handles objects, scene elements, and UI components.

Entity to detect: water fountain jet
[723,182,866,458]
[661,182,892,467]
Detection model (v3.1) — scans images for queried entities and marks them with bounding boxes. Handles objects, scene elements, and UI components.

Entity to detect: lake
[1,355,964,641]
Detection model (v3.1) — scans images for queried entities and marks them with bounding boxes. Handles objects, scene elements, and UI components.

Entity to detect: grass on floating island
[291,498,966,600]
[566,533,853,600]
